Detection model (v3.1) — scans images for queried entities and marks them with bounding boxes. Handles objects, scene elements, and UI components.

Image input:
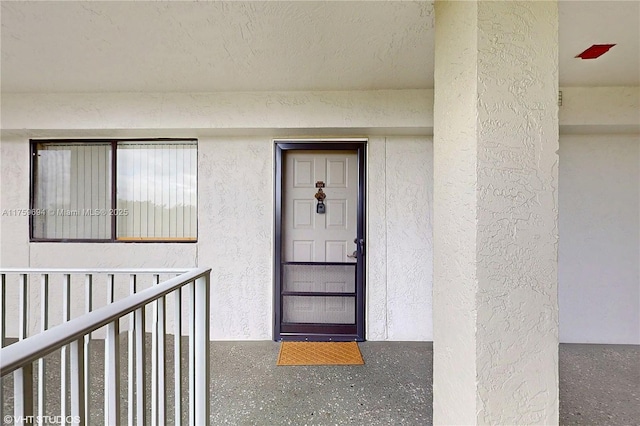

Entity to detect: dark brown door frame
[273,140,367,341]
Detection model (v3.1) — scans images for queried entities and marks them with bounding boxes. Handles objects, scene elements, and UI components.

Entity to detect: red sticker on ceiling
[575,44,616,59]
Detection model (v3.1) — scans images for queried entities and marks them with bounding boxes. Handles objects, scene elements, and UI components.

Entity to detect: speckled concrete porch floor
[2,341,638,425]
[208,342,639,426]
[209,342,431,426]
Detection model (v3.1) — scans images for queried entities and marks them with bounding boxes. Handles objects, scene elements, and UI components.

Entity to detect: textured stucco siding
[434,1,560,424]
[367,137,433,341]
[559,134,640,344]
[1,89,638,345]
[432,0,480,422]
[3,86,638,136]
[0,134,434,341]
[0,137,30,268]
[198,137,273,340]
[475,2,559,425]
[3,133,638,344]
[365,137,388,340]
[385,137,433,340]
[0,90,432,133]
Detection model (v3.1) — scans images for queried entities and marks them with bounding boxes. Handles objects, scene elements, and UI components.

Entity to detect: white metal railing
[0,268,211,425]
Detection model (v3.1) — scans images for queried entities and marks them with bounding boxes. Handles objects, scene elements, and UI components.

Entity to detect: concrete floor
[210,342,430,426]
[209,342,640,426]
[559,344,639,426]
[2,340,639,425]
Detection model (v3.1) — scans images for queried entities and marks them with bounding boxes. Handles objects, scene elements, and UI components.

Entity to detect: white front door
[277,145,365,341]
[283,150,358,262]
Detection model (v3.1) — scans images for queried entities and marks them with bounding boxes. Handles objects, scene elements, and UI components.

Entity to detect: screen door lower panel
[280,262,356,336]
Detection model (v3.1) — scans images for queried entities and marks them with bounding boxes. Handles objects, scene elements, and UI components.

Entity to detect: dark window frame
[29,138,198,243]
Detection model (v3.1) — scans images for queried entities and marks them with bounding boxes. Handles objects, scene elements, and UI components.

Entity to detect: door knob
[347,251,358,259]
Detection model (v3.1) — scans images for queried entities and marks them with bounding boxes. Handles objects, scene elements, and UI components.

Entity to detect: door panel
[326,200,347,229]
[284,151,358,263]
[276,145,365,341]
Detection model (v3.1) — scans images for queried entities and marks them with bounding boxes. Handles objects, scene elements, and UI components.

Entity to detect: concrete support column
[433,1,559,425]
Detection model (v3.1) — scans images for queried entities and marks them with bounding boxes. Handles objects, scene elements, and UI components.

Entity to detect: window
[31,139,197,242]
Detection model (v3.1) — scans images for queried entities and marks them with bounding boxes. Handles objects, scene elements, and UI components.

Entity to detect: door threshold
[279,333,363,342]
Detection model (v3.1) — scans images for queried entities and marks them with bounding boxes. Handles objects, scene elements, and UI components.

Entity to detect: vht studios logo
[3,415,80,425]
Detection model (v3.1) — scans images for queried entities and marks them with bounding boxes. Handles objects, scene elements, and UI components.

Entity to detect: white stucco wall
[367,137,433,341]
[432,0,479,420]
[1,89,639,344]
[0,133,434,341]
[197,136,273,340]
[1,90,432,133]
[559,134,640,344]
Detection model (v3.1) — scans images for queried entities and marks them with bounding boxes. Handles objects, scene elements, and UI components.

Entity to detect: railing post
[14,362,34,420]
[38,274,49,420]
[70,337,86,425]
[174,287,183,426]
[61,274,71,421]
[0,274,5,422]
[152,274,167,426]
[188,282,195,426]
[105,319,121,425]
[128,274,137,426]
[194,273,210,425]
[19,274,28,341]
[157,295,167,424]
[0,276,4,345]
[134,306,146,426]
[104,274,121,425]
[84,273,93,423]
[15,274,33,420]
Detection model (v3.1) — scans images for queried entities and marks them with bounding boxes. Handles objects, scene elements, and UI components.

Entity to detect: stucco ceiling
[559,1,639,87]
[0,1,638,94]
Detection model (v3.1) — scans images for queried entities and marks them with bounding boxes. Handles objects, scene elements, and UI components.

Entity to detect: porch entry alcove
[274,140,366,342]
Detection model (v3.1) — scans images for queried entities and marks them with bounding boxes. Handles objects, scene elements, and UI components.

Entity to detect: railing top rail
[0,267,211,376]
[0,268,192,274]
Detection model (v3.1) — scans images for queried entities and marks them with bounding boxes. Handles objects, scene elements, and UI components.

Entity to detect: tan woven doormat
[277,341,364,366]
